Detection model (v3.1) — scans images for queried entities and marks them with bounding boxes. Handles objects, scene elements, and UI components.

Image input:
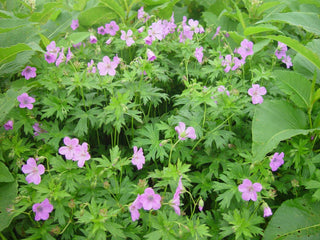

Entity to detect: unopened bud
[198,198,204,211]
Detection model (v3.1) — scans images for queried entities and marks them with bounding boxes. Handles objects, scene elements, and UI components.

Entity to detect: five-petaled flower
[248,84,267,104]
[175,122,196,140]
[237,39,254,60]
[129,194,143,221]
[3,120,13,130]
[140,187,162,210]
[97,56,118,76]
[121,30,135,46]
[17,93,35,109]
[270,152,284,171]
[70,19,79,30]
[58,137,79,160]
[195,47,203,63]
[238,179,262,201]
[132,146,145,170]
[32,198,53,221]
[73,142,91,168]
[22,158,45,185]
[21,66,36,80]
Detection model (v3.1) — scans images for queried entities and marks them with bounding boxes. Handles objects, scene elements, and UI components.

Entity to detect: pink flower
[212,26,221,39]
[58,136,79,160]
[238,179,262,201]
[89,35,97,44]
[195,47,203,63]
[105,38,112,45]
[140,188,161,210]
[45,41,60,64]
[270,152,284,171]
[97,26,106,35]
[71,19,79,30]
[237,39,254,60]
[132,146,145,170]
[248,84,267,104]
[263,206,273,217]
[32,198,53,221]
[21,158,45,185]
[218,85,230,96]
[97,56,118,76]
[33,123,47,136]
[87,60,96,73]
[129,195,143,221]
[113,54,120,65]
[282,55,292,68]
[138,26,145,33]
[171,176,183,215]
[147,49,156,61]
[66,48,73,63]
[175,122,196,140]
[221,54,233,73]
[73,142,91,167]
[137,7,150,23]
[179,27,193,43]
[21,66,36,80]
[105,21,119,36]
[3,120,13,130]
[17,93,35,109]
[121,30,135,46]
[275,42,287,59]
[55,48,66,67]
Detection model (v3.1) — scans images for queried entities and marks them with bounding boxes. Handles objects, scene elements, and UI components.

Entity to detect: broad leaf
[0,162,14,182]
[0,181,17,231]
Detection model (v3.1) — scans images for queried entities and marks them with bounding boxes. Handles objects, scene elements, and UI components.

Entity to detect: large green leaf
[258,12,320,35]
[99,0,125,23]
[0,162,14,182]
[78,7,118,27]
[0,43,32,65]
[273,70,312,110]
[0,181,17,231]
[244,24,280,36]
[252,100,313,162]
[261,35,320,71]
[263,196,320,240]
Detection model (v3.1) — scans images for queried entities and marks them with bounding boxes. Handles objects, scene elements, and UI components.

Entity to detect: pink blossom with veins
[22,158,45,185]
[97,56,118,76]
[238,179,262,201]
[105,21,119,36]
[248,84,267,104]
[121,30,135,46]
[32,198,53,221]
[175,122,196,140]
[129,194,143,221]
[58,137,79,160]
[17,93,35,109]
[73,142,91,167]
[139,188,161,210]
[132,146,145,170]
[21,66,36,80]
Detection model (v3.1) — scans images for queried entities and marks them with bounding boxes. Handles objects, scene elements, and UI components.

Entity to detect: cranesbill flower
[179,26,193,43]
[45,41,60,64]
[97,56,118,76]
[87,60,96,73]
[21,66,36,80]
[138,7,150,23]
[132,146,145,170]
[175,122,196,140]
[113,54,120,65]
[73,142,91,168]
[4,120,13,130]
[140,187,161,210]
[17,93,35,109]
[59,137,79,160]
[237,39,254,60]
[89,35,97,44]
[55,48,66,67]
[129,194,143,221]
[282,55,292,69]
[71,19,79,30]
[212,26,221,39]
[147,49,156,61]
[121,30,135,46]
[275,42,287,60]
[66,48,73,63]
[22,158,45,185]
[238,179,262,201]
[33,123,47,136]
[270,152,284,171]
[263,206,273,217]
[248,84,267,104]
[198,198,204,211]
[195,47,203,63]
[32,198,53,221]
[105,38,112,45]
[171,176,183,215]
[105,21,119,36]
[97,26,106,35]
[221,55,232,73]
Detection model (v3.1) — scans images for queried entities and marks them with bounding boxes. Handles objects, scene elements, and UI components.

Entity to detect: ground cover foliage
[1,0,320,239]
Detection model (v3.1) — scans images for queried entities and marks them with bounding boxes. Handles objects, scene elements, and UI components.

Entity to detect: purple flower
[175,122,196,140]
[263,206,273,217]
[248,84,267,104]
[179,26,193,43]
[73,142,91,167]
[218,85,230,96]
[282,55,292,68]
[129,194,143,221]
[21,66,36,80]
[97,26,106,35]
[97,56,118,76]
[33,123,47,136]
[275,42,287,60]
[212,26,221,39]
[87,60,96,73]
[45,41,60,64]
[113,54,120,65]
[238,179,262,201]
[144,35,154,45]
[32,198,53,221]
[59,136,79,160]
[138,26,145,33]
[55,48,66,67]
[17,93,35,109]
[147,49,156,61]
[132,146,145,170]
[105,21,119,36]
[21,158,45,185]
[89,35,97,44]
[140,187,161,210]
[138,7,150,23]
[4,120,13,130]
[121,30,135,46]
[71,19,79,30]
[66,48,73,63]
[195,47,203,63]
[221,55,233,73]
[105,38,112,45]
[270,152,284,171]
[171,176,183,215]
[237,39,254,60]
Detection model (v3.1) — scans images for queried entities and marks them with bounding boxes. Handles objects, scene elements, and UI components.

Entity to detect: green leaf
[0,181,17,231]
[261,35,320,70]
[263,196,320,240]
[0,162,14,182]
[30,2,63,23]
[258,12,320,35]
[0,43,32,65]
[99,0,125,22]
[78,7,118,27]
[105,222,126,238]
[68,32,91,44]
[273,70,312,109]
[252,100,314,162]
[244,24,280,36]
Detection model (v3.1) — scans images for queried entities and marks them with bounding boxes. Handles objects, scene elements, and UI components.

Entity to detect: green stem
[60,219,72,235]
[202,103,206,128]
[0,232,8,240]
[80,87,87,111]
[168,139,180,166]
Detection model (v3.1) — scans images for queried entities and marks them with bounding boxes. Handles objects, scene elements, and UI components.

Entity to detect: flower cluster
[137,7,150,23]
[59,137,91,168]
[275,42,292,68]
[97,20,119,36]
[179,17,204,43]
[130,187,161,221]
[44,41,73,66]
